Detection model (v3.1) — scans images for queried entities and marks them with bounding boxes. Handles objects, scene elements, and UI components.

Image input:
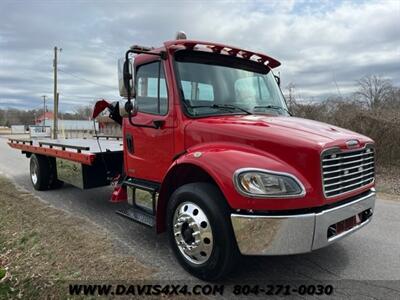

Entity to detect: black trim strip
[240,189,374,216]
[172,150,187,161]
[123,177,161,192]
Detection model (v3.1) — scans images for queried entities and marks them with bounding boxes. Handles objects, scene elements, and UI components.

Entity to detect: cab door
[123,59,174,183]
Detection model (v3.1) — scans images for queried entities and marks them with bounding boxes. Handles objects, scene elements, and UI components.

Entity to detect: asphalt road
[1,137,399,297]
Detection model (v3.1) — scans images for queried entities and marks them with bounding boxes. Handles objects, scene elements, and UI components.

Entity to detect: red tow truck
[8,34,376,280]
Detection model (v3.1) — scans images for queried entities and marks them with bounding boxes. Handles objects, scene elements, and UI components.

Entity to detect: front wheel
[167,182,239,281]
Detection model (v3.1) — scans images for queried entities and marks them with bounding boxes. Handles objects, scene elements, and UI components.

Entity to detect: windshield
[175,51,289,117]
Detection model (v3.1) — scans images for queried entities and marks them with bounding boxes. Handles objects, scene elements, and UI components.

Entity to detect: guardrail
[8,138,33,145]
[94,135,122,141]
[38,141,90,153]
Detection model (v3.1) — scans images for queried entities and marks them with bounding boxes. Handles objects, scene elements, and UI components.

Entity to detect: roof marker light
[176,31,187,40]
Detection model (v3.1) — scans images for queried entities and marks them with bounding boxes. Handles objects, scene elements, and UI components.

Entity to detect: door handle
[126,134,134,153]
[152,120,165,129]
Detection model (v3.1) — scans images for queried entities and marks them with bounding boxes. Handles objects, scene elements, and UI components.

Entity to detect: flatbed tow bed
[8,137,123,189]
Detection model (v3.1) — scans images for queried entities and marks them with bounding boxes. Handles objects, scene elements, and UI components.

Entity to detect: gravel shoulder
[376,166,400,201]
[0,176,154,299]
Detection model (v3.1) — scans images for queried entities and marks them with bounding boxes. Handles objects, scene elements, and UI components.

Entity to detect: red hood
[185,115,373,151]
[184,115,374,204]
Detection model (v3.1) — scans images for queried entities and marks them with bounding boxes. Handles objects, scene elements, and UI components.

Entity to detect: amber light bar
[165,40,281,68]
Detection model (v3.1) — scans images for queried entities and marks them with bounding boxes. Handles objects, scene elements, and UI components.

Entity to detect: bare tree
[285,82,297,110]
[355,75,393,109]
[0,108,37,126]
[73,104,92,120]
[384,86,400,110]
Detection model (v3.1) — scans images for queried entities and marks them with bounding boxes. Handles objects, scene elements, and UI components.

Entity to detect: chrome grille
[322,145,375,197]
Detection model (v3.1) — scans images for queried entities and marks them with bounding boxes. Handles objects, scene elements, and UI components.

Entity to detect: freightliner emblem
[346,139,359,149]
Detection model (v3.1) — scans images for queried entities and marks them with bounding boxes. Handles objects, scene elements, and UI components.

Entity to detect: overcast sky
[0,0,399,112]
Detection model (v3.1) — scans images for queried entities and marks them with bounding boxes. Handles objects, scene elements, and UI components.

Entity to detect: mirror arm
[124,49,166,129]
[124,101,158,129]
[274,74,280,86]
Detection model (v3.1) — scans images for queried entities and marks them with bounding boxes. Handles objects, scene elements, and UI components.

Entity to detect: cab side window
[136,61,168,115]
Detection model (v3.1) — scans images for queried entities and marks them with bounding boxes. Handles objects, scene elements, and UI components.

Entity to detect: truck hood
[184,115,372,151]
[184,115,373,204]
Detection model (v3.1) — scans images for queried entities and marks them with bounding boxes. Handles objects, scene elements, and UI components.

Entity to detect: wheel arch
[156,142,311,233]
[156,162,226,233]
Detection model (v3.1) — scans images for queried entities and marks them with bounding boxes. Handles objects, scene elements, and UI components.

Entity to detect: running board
[123,177,160,214]
[116,207,155,227]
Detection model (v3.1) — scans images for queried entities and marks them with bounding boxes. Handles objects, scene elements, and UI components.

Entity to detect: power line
[58,68,115,89]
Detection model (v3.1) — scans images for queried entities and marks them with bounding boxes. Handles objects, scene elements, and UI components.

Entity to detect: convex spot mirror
[124,99,138,117]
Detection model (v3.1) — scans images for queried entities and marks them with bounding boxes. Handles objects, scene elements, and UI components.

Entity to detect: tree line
[286,75,400,111]
[0,105,93,127]
[286,75,400,168]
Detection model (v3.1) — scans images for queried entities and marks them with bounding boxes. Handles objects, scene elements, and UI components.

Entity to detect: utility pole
[42,95,46,126]
[53,46,58,139]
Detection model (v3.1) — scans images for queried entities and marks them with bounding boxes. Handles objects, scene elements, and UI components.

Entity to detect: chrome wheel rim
[30,159,38,185]
[173,202,214,265]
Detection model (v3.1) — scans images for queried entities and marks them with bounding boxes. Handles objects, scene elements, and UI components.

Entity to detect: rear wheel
[30,154,63,190]
[167,182,239,281]
[30,154,50,190]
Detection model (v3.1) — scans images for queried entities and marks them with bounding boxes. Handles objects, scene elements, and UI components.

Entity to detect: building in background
[35,112,54,125]
[96,115,122,137]
[35,113,99,138]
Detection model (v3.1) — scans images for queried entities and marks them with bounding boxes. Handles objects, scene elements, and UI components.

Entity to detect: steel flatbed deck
[8,138,123,165]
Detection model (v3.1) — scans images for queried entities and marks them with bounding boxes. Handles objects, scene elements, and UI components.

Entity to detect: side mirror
[274,74,280,86]
[118,57,138,117]
[118,57,134,98]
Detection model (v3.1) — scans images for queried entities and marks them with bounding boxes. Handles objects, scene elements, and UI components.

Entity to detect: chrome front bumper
[231,190,376,255]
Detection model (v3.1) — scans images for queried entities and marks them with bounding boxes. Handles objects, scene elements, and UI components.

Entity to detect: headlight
[234,169,305,198]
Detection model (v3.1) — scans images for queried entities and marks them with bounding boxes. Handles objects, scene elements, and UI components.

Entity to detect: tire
[48,157,64,189]
[167,182,239,281]
[30,154,51,190]
[30,155,63,190]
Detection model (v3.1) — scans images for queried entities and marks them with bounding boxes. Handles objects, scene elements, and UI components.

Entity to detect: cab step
[123,177,160,193]
[116,207,155,227]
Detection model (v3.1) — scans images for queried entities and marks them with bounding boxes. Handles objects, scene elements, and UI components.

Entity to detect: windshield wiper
[253,105,292,116]
[189,104,252,115]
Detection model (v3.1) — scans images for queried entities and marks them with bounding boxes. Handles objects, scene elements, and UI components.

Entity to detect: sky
[0,0,399,112]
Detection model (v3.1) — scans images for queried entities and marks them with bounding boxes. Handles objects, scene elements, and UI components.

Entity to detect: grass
[0,176,154,299]
[0,269,5,280]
